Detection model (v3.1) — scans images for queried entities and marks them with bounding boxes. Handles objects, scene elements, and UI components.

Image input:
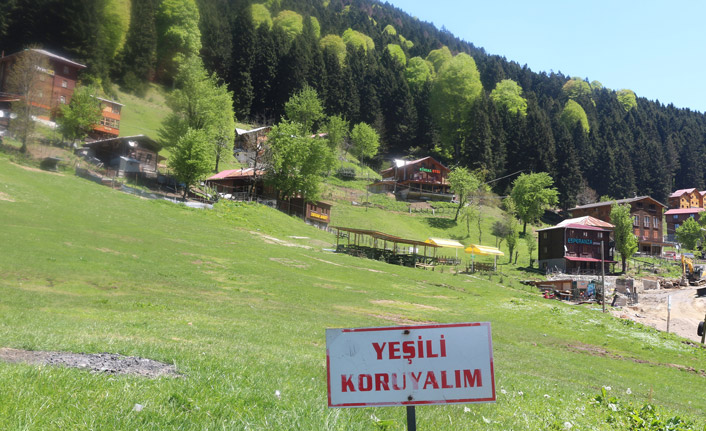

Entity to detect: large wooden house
[569,196,667,255]
[0,48,86,120]
[91,96,122,139]
[537,216,616,274]
[368,156,452,201]
[668,188,703,209]
[81,135,161,178]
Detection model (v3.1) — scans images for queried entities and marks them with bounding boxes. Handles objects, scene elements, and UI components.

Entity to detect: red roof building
[664,207,706,242]
[537,217,616,274]
[669,188,702,209]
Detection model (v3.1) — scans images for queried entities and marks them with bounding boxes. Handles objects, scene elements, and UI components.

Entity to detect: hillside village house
[90,97,122,139]
[0,48,86,120]
[668,188,704,209]
[537,216,616,274]
[80,135,161,178]
[368,156,452,201]
[664,208,706,242]
[234,126,271,167]
[569,196,667,256]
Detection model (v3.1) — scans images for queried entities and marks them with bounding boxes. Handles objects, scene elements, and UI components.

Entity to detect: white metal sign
[326,322,495,408]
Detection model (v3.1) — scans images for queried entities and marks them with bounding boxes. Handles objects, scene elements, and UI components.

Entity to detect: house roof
[235,126,270,136]
[556,215,614,229]
[569,196,667,211]
[83,135,160,152]
[206,168,265,180]
[5,48,88,69]
[380,156,450,174]
[664,208,706,215]
[94,96,124,107]
[670,188,697,198]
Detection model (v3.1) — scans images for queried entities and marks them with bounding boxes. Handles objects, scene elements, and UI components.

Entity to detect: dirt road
[613,285,706,343]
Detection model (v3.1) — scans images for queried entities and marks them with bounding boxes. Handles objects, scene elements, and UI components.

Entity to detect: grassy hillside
[115,84,170,138]
[0,154,704,430]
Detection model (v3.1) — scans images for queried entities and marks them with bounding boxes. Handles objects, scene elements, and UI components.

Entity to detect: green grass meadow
[0,155,705,430]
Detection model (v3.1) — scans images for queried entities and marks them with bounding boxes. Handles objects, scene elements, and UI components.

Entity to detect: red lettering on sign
[440,370,453,389]
[425,340,438,358]
[409,372,422,389]
[341,374,355,392]
[423,371,439,389]
[402,341,415,363]
[389,342,400,359]
[463,369,482,387]
[359,374,373,391]
[372,342,386,360]
[391,373,406,390]
[375,373,389,391]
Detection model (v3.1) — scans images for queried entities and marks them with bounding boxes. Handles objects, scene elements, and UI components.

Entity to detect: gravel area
[0,348,179,378]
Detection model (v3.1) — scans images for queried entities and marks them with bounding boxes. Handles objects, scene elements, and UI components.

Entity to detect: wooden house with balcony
[367,156,452,201]
[569,196,667,255]
[537,216,616,274]
[90,96,122,139]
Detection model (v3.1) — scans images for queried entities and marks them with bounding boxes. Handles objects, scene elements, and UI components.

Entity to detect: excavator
[680,255,705,286]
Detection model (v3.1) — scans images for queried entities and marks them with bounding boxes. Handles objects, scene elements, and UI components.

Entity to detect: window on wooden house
[653,217,659,227]
[63,66,69,74]
[633,216,639,226]
[644,216,650,227]
[61,80,67,88]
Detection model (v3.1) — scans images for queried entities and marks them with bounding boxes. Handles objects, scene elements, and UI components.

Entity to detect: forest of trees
[2,0,706,209]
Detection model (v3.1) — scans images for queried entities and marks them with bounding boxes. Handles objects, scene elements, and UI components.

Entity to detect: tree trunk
[621,255,627,273]
[523,221,527,235]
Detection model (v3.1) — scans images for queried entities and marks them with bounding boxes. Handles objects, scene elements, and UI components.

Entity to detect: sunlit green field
[0,155,704,430]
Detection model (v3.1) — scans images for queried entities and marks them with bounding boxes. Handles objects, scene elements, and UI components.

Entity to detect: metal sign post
[326,323,496,428]
[406,406,416,431]
[667,295,672,333]
[601,241,606,313]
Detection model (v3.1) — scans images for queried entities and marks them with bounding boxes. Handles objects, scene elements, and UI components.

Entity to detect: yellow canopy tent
[464,244,505,271]
[425,237,465,259]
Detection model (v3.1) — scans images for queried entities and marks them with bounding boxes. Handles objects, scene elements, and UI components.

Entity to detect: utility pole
[601,241,606,313]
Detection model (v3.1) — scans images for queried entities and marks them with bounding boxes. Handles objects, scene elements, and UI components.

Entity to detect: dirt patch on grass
[334,305,437,326]
[0,347,179,378]
[567,343,706,377]
[371,299,441,311]
[250,231,312,249]
[269,257,309,269]
[10,162,64,175]
[0,191,15,202]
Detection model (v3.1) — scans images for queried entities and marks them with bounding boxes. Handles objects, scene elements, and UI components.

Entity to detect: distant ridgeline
[3,0,706,208]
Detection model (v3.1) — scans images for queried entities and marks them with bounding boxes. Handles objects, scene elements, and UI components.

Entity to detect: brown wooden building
[368,156,452,201]
[90,96,122,139]
[664,208,705,242]
[537,216,616,274]
[81,135,161,178]
[278,198,332,229]
[0,48,86,120]
[569,196,667,255]
[205,168,270,199]
[668,188,703,209]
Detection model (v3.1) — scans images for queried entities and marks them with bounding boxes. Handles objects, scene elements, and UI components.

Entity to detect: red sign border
[326,322,495,408]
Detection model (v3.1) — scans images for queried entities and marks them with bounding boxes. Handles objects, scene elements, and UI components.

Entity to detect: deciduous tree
[448,167,481,222]
[349,122,380,161]
[676,217,702,250]
[510,172,559,234]
[56,85,102,144]
[284,85,324,134]
[610,203,638,273]
[265,120,334,201]
[6,48,50,153]
[170,128,213,199]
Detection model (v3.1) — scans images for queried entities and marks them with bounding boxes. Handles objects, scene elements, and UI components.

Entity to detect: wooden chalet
[668,188,703,209]
[569,196,667,255]
[664,208,706,242]
[537,216,616,274]
[278,197,332,229]
[0,48,86,120]
[205,168,270,200]
[81,135,161,178]
[90,96,122,139]
[234,126,271,167]
[368,156,452,201]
